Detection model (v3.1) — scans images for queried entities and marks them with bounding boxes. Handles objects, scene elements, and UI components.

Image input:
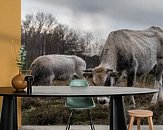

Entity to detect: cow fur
[92,26,163,106]
[30,54,86,85]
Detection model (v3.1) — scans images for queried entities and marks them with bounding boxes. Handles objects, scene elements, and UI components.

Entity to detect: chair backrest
[69,79,89,87]
[66,79,95,109]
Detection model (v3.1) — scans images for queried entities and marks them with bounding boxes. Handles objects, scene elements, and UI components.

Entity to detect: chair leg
[66,110,74,130]
[136,117,141,130]
[87,110,95,130]
[128,116,134,130]
[148,116,154,130]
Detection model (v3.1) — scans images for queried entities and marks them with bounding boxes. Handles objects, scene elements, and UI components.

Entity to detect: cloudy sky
[22,0,163,39]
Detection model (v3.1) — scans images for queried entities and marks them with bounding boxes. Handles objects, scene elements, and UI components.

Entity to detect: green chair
[65,79,96,130]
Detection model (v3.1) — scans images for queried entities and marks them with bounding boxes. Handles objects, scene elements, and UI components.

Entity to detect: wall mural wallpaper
[21,0,163,126]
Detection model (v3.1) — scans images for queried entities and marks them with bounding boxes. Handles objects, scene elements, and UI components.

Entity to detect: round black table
[0,86,158,130]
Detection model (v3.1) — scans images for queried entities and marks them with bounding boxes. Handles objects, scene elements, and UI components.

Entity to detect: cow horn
[105,68,119,77]
[106,68,113,72]
[83,69,93,78]
[83,69,93,72]
[110,71,119,77]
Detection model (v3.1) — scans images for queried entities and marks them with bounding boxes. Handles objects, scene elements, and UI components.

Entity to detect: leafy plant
[16,45,27,71]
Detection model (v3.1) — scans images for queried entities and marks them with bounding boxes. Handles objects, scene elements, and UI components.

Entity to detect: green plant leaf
[16,45,27,70]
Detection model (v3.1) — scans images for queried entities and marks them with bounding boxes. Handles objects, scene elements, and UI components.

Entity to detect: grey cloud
[33,0,163,26]
[103,0,163,26]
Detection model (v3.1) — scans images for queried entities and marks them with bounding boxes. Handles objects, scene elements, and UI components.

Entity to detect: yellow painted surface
[0,0,21,127]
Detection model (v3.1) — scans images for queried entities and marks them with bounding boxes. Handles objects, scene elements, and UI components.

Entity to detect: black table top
[0,86,158,97]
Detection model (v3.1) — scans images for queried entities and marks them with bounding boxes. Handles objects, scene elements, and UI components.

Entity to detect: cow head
[92,66,118,86]
[91,66,107,85]
[83,66,118,86]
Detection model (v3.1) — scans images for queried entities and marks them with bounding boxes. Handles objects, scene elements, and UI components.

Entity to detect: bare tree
[21,12,89,69]
[22,12,57,68]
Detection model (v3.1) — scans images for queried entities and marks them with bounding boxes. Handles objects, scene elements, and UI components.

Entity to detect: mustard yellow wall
[0,0,21,127]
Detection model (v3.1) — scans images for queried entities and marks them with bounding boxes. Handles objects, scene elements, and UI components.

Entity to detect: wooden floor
[19,125,163,130]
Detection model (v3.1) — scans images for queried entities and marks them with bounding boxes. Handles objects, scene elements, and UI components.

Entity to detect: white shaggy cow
[90,26,163,107]
[30,54,86,85]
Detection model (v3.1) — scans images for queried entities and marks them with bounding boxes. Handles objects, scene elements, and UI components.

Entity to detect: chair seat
[65,97,96,109]
[128,109,154,130]
[128,109,153,118]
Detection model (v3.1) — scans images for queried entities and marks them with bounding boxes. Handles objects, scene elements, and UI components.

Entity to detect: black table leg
[110,96,127,130]
[0,96,18,130]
